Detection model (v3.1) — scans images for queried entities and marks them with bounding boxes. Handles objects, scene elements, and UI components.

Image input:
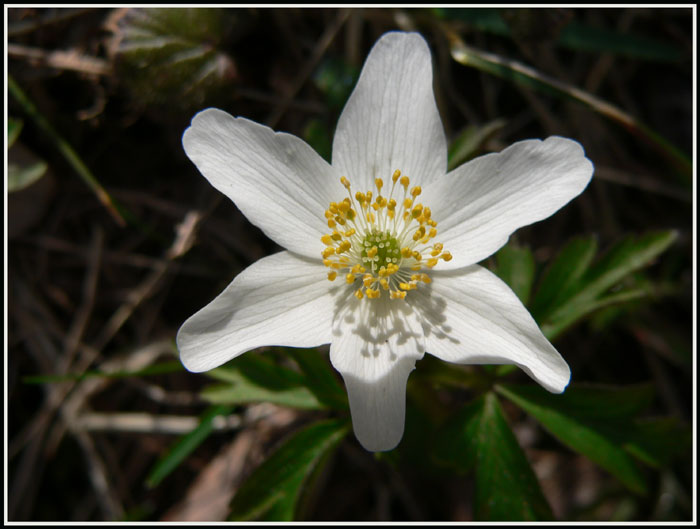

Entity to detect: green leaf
[530,235,598,321]
[146,404,233,488]
[496,384,649,495]
[493,242,535,305]
[114,8,239,108]
[7,159,48,192]
[447,118,506,171]
[540,287,649,340]
[622,417,691,469]
[540,231,678,339]
[286,348,348,411]
[22,360,184,384]
[8,117,23,148]
[229,418,350,521]
[203,354,325,410]
[569,231,678,305]
[434,393,553,521]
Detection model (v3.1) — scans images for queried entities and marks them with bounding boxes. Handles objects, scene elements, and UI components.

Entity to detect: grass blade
[444,30,691,180]
[8,74,128,226]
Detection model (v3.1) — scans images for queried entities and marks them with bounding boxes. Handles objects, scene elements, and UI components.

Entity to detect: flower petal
[330,295,425,451]
[410,266,570,393]
[424,137,593,269]
[177,251,338,372]
[332,31,447,191]
[183,108,341,258]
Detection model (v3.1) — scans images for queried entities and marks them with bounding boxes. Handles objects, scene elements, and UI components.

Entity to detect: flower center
[321,170,452,300]
[361,230,400,271]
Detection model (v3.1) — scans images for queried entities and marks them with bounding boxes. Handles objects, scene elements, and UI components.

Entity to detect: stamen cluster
[321,170,452,300]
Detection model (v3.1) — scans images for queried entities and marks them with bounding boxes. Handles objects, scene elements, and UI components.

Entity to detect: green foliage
[313,57,359,110]
[530,235,598,321]
[146,404,233,488]
[8,75,127,224]
[435,8,684,62]
[493,243,536,305]
[8,156,48,193]
[303,119,332,163]
[22,361,184,384]
[446,30,691,179]
[229,418,350,521]
[434,393,554,521]
[7,116,49,193]
[534,231,678,340]
[113,8,239,108]
[496,383,689,495]
[285,348,348,411]
[447,118,506,171]
[8,117,22,148]
[202,350,347,411]
[203,353,327,410]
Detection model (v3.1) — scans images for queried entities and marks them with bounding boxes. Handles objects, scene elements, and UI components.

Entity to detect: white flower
[177,31,594,452]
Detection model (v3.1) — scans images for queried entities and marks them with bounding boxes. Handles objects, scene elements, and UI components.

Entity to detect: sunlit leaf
[146,404,233,488]
[8,160,48,193]
[22,361,184,384]
[8,117,23,148]
[229,418,350,521]
[434,393,553,521]
[497,384,649,494]
[202,353,326,410]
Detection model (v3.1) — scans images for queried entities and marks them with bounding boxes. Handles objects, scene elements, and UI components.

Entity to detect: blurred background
[6,7,694,522]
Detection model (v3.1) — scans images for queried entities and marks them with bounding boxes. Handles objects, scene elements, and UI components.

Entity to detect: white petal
[183,108,342,258]
[332,32,447,191]
[424,137,593,269]
[330,295,425,451]
[177,252,338,372]
[410,266,570,393]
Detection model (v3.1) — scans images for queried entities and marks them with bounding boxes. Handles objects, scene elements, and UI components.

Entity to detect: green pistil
[361,230,401,271]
